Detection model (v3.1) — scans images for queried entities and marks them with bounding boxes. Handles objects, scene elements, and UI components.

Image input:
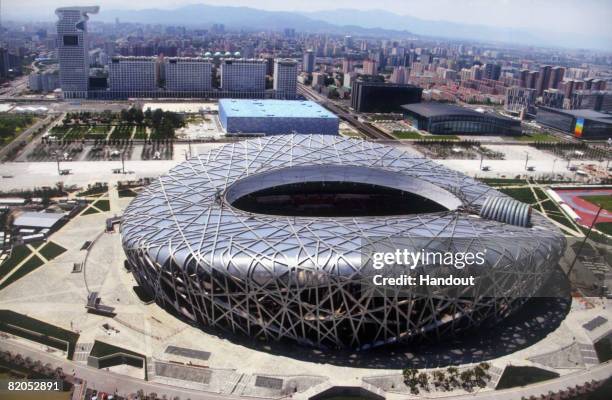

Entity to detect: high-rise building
[342,59,353,74]
[28,71,60,93]
[505,86,536,115]
[362,59,378,75]
[55,6,99,98]
[518,69,530,88]
[547,67,565,91]
[482,63,501,81]
[351,77,422,113]
[390,66,410,84]
[273,59,297,100]
[536,65,552,95]
[109,56,158,95]
[302,50,315,73]
[164,57,212,92]
[569,90,612,112]
[541,89,565,109]
[526,71,539,89]
[344,36,354,49]
[220,59,267,95]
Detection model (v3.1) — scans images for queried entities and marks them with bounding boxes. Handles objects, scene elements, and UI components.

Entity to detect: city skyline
[3,1,612,51]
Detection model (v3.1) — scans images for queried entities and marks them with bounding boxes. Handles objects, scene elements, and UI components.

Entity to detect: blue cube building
[218,99,339,135]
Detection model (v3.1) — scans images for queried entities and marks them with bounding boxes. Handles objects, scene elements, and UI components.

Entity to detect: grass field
[38,242,67,261]
[392,130,422,139]
[0,255,44,290]
[515,133,560,142]
[498,187,538,204]
[92,199,110,212]
[0,246,31,281]
[496,366,559,390]
[595,222,612,236]
[580,195,612,213]
[0,310,79,359]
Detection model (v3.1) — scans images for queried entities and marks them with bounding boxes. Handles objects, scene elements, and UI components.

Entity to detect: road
[297,84,396,140]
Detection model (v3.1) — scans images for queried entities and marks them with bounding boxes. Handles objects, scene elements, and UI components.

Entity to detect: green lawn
[595,222,612,236]
[38,242,67,261]
[496,366,559,390]
[0,310,79,359]
[93,199,110,211]
[515,133,560,142]
[580,195,612,213]
[0,255,44,290]
[81,206,100,215]
[0,246,31,281]
[118,188,137,197]
[392,130,422,139]
[498,187,538,204]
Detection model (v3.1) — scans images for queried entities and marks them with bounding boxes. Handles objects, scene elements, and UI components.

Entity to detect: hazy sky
[5,0,612,38]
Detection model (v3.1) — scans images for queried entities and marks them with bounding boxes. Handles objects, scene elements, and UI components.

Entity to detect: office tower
[483,63,501,81]
[471,65,483,80]
[542,89,565,108]
[55,6,99,99]
[164,58,212,92]
[311,72,326,87]
[505,86,536,114]
[526,71,539,89]
[273,59,297,100]
[362,59,378,75]
[220,59,267,94]
[28,71,60,93]
[351,77,422,113]
[547,66,565,90]
[342,59,353,74]
[420,53,432,64]
[536,65,552,95]
[459,68,472,81]
[344,35,353,49]
[302,50,315,73]
[519,69,530,87]
[109,56,158,94]
[569,90,612,112]
[343,72,357,89]
[390,66,410,84]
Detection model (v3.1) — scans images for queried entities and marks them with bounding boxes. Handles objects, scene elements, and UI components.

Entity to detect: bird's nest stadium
[121,134,565,349]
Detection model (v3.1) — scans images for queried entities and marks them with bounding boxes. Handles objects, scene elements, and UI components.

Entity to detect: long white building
[273,59,297,100]
[220,59,266,96]
[165,57,212,93]
[55,6,99,99]
[109,57,158,96]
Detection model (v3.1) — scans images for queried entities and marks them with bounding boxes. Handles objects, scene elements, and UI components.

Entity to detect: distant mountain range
[7,3,610,51]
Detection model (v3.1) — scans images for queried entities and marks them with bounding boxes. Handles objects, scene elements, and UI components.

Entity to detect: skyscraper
[483,63,501,81]
[536,65,552,95]
[55,6,99,99]
[109,56,158,96]
[302,50,315,73]
[362,59,378,75]
[220,59,267,95]
[165,58,213,92]
[273,59,297,100]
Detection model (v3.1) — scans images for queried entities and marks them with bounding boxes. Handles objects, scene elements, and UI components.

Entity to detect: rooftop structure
[402,102,521,135]
[218,99,339,135]
[13,212,66,229]
[536,106,612,139]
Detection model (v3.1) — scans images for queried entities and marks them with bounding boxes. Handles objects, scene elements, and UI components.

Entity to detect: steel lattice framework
[121,134,565,349]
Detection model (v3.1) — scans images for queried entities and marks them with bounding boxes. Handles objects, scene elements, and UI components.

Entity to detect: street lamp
[552,158,557,176]
[524,151,529,171]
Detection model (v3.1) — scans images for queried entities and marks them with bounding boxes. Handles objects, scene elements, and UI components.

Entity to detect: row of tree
[403,363,491,395]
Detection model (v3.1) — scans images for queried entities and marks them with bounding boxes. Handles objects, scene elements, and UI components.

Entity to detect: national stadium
[121,135,566,349]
